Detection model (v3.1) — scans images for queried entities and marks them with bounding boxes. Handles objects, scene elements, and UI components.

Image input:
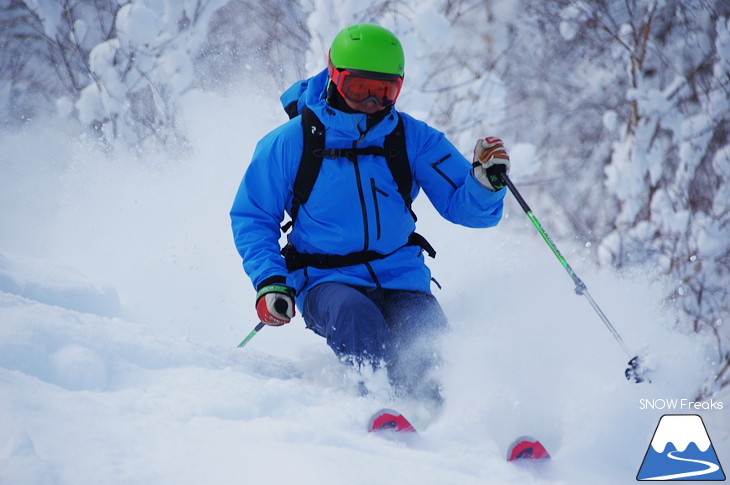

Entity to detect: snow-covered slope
[1,236,726,485]
[1,86,727,485]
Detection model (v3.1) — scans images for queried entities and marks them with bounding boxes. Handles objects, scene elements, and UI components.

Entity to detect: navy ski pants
[302,282,448,396]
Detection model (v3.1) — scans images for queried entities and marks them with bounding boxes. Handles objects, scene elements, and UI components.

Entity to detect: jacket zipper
[370,178,389,240]
[351,141,370,251]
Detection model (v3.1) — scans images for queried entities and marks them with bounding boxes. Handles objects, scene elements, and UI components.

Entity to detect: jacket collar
[303,69,399,143]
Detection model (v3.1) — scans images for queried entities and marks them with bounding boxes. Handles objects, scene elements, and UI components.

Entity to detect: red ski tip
[507,436,550,461]
[368,408,416,433]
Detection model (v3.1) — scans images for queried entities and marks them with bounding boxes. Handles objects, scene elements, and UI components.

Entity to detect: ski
[367,410,549,463]
[506,435,551,461]
[367,408,416,433]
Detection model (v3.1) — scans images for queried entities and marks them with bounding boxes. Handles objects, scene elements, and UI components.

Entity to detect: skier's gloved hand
[472,137,511,191]
[256,279,295,326]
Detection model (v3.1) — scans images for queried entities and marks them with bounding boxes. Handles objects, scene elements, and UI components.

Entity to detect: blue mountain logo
[637,414,726,481]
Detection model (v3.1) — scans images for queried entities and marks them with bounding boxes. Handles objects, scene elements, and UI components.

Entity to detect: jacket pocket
[370,178,389,240]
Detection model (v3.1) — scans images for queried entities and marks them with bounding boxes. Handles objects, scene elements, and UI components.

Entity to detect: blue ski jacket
[231,69,505,310]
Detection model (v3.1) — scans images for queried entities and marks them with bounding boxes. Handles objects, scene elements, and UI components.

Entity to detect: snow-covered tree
[498,0,730,395]
[601,3,730,395]
[4,0,308,149]
[74,0,231,148]
[196,1,310,94]
[2,1,117,125]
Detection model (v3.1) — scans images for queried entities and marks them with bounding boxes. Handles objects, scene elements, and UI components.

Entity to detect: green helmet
[329,24,404,78]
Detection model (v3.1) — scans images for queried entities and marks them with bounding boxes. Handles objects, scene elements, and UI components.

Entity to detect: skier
[230,23,510,406]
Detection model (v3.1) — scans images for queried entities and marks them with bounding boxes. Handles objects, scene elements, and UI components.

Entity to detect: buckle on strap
[408,232,436,258]
[313,147,387,161]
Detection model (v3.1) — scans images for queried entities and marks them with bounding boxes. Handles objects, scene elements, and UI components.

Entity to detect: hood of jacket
[279,69,399,146]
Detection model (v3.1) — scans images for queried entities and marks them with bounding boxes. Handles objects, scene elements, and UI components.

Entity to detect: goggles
[329,64,403,107]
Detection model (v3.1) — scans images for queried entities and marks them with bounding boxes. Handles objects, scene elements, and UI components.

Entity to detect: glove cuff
[256,281,295,305]
[256,275,287,291]
[256,284,293,297]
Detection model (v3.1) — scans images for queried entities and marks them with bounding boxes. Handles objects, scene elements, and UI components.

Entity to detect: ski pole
[237,322,265,349]
[499,172,648,383]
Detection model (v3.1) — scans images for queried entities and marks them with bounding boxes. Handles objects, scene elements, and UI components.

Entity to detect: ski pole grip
[499,172,531,214]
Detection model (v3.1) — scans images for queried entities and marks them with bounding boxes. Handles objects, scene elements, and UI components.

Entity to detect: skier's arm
[407,117,506,228]
[230,126,298,291]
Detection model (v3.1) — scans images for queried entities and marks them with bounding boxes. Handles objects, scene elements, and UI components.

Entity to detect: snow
[116,3,163,47]
[2,2,729,483]
[509,143,541,178]
[650,415,711,453]
[602,110,618,132]
[25,0,64,38]
[1,81,728,484]
[558,4,584,41]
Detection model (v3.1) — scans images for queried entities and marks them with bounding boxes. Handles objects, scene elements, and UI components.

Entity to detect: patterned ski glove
[256,279,295,326]
[472,137,511,191]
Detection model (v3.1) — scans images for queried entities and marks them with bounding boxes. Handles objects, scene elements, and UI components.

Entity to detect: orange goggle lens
[330,67,403,106]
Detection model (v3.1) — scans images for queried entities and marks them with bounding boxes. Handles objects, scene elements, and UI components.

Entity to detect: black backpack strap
[319,146,386,160]
[284,107,325,232]
[282,231,434,271]
[383,116,415,221]
[283,111,418,231]
[283,100,299,120]
[281,110,436,268]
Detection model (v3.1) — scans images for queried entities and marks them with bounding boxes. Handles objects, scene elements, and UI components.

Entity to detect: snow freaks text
[639,399,724,411]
